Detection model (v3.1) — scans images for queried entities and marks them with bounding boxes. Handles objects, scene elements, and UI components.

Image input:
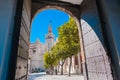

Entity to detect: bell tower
[45,23,54,51]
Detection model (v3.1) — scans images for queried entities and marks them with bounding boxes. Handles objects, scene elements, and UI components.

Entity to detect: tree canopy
[58,17,80,58]
[43,17,80,76]
[44,51,58,69]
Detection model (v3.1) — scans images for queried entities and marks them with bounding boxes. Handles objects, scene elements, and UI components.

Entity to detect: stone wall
[29,41,46,73]
[80,0,113,79]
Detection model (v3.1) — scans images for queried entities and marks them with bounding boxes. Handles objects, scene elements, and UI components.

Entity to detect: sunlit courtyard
[28,72,84,80]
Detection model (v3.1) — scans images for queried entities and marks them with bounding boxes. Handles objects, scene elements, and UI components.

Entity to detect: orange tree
[58,17,80,76]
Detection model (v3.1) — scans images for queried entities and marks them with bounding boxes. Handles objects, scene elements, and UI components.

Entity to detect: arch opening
[27,7,84,80]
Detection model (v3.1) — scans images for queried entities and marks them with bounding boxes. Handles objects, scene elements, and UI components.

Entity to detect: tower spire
[48,21,52,33]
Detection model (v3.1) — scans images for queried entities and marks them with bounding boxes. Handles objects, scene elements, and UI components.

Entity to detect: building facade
[62,53,82,74]
[29,25,55,73]
[29,39,47,73]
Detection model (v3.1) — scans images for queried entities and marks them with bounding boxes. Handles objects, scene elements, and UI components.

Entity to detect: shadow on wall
[81,19,113,80]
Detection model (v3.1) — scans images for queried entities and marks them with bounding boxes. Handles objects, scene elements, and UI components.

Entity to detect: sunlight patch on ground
[34,75,84,80]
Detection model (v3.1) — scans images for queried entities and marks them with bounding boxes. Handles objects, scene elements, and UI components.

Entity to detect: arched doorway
[29,1,113,80]
[1,0,120,80]
[28,6,84,78]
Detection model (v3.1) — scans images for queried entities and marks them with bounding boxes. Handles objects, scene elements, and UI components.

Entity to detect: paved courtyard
[28,72,84,80]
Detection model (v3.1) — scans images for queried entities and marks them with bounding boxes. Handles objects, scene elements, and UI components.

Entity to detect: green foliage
[52,42,68,60]
[44,52,50,68]
[43,51,58,69]
[58,17,80,76]
[58,17,80,58]
[43,17,80,72]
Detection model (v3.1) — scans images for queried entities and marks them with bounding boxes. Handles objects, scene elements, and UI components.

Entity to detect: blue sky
[30,9,69,43]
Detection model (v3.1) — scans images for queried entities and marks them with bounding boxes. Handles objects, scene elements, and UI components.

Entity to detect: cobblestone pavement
[28,72,84,80]
[35,75,84,80]
[28,72,46,80]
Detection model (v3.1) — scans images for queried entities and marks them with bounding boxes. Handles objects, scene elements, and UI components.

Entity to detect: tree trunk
[57,65,60,73]
[50,66,54,75]
[61,64,63,75]
[61,60,65,75]
[54,66,57,75]
[68,57,72,76]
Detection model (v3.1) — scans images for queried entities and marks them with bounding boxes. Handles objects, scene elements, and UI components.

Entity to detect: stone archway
[1,0,120,80]
[30,4,84,75]
[32,2,112,80]
[30,1,113,80]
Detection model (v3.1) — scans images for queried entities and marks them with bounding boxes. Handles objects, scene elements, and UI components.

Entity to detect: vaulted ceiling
[59,0,83,5]
[32,0,83,5]
[31,0,83,19]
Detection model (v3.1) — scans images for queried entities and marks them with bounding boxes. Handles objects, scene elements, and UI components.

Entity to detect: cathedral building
[29,24,55,73]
